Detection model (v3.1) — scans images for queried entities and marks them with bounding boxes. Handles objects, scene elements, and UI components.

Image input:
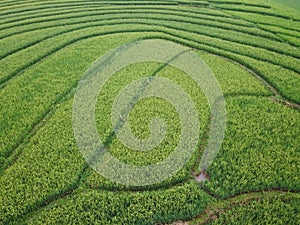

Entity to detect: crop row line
[13,170,300,224]
[208,2,300,33]
[2,14,294,62]
[177,0,210,7]
[0,6,232,31]
[225,93,300,111]
[12,173,189,225]
[213,4,300,22]
[184,190,300,224]
[215,7,300,48]
[5,164,89,224]
[216,5,300,44]
[2,6,227,24]
[230,61,300,110]
[1,12,298,65]
[0,0,47,8]
[257,27,300,47]
[0,1,184,17]
[0,5,104,22]
[1,22,299,94]
[0,103,57,174]
[0,0,177,5]
[232,61,279,97]
[2,3,298,43]
[0,5,242,29]
[208,0,271,9]
[0,3,122,19]
[0,11,259,43]
[259,25,300,39]
[141,34,300,103]
[2,8,298,62]
[253,19,300,33]
[270,97,300,111]
[0,83,79,174]
[1,3,114,18]
[0,0,165,8]
[0,0,179,8]
[234,16,300,37]
[265,31,300,45]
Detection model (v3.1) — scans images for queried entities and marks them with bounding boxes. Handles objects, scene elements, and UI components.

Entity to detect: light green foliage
[228,11,300,31]
[96,64,200,166]
[269,0,300,11]
[87,54,269,190]
[242,58,300,103]
[174,39,300,104]
[198,52,270,96]
[205,97,300,197]
[258,24,300,47]
[88,62,209,189]
[0,99,85,224]
[23,183,213,225]
[0,33,142,165]
[0,26,69,59]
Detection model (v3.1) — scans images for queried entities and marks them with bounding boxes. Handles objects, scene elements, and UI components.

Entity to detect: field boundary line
[213,5,300,22]
[209,3,300,47]
[2,13,295,60]
[1,22,299,90]
[172,190,300,224]
[139,34,300,104]
[0,1,183,17]
[0,7,241,33]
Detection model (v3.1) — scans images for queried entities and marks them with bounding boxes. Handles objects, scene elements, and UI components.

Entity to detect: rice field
[0,0,299,224]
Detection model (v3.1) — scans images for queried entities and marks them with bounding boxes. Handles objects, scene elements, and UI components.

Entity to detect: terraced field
[0,0,299,224]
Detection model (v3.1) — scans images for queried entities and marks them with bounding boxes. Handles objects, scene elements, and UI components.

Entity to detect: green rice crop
[205,97,300,197]
[190,192,300,224]
[0,0,299,224]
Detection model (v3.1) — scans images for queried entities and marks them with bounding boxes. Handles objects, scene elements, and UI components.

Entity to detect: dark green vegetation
[0,0,299,224]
